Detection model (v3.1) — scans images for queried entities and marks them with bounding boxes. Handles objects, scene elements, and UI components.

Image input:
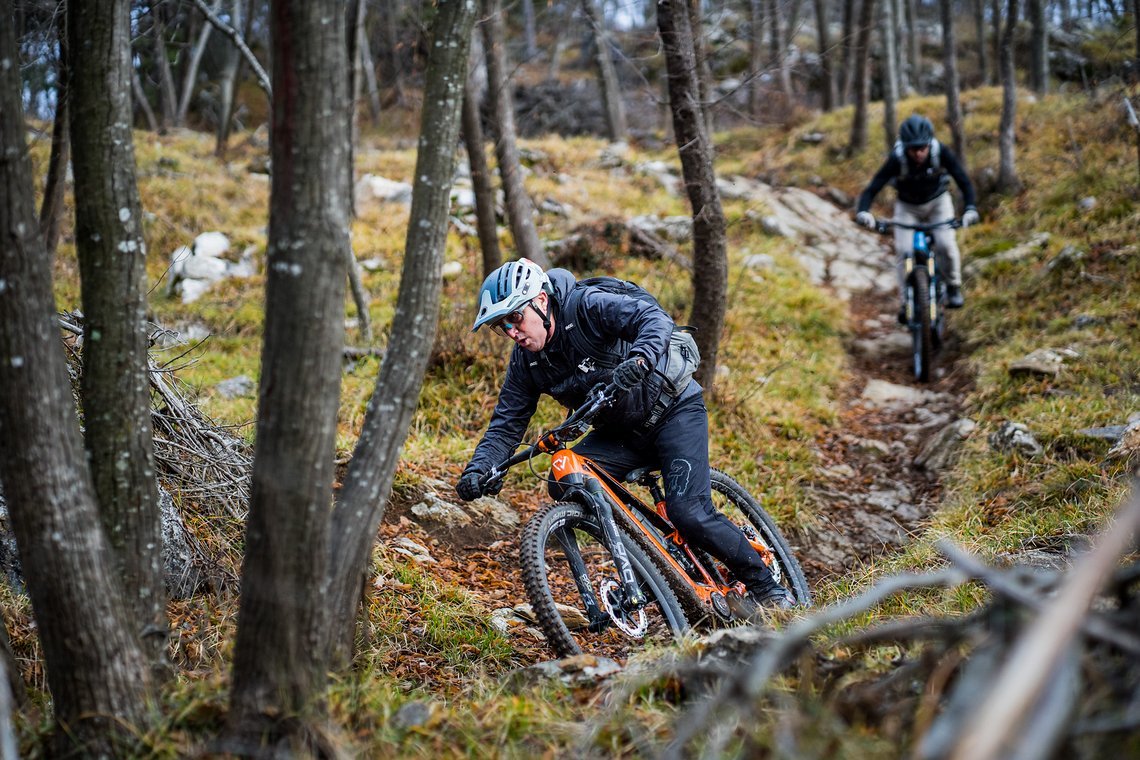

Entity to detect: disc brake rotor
[598,579,648,637]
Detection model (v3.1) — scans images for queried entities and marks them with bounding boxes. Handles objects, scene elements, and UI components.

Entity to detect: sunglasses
[491,308,528,337]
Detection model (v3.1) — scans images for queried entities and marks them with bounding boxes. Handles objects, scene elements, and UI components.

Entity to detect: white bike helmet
[472,258,551,332]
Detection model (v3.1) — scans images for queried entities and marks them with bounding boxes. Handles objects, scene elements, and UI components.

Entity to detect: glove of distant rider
[855,211,876,230]
[961,207,980,228]
[613,356,649,391]
[456,470,485,502]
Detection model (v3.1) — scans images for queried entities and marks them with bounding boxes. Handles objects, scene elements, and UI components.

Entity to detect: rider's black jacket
[856,142,976,212]
[464,268,698,478]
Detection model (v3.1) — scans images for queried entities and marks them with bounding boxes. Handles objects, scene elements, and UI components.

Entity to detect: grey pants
[893,193,963,297]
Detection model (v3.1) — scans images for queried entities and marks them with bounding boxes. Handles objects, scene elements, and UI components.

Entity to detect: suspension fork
[582,479,648,610]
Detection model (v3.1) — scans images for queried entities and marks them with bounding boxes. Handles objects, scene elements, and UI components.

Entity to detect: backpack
[892,137,941,179]
[563,276,701,401]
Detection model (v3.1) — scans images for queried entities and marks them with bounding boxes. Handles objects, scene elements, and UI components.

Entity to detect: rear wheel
[911,267,934,383]
[519,501,690,658]
[709,470,812,607]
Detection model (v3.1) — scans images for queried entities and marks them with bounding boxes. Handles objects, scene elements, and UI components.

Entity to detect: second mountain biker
[855,114,980,323]
[455,259,795,610]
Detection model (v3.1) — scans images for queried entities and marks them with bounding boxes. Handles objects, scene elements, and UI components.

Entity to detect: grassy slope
[17,83,1139,755]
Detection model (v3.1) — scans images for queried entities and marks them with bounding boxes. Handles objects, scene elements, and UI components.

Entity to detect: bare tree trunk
[327,0,477,669]
[1028,0,1049,93]
[998,0,1022,192]
[378,0,406,104]
[906,0,920,91]
[942,0,966,157]
[840,0,858,103]
[849,0,876,150]
[991,0,1001,85]
[895,0,911,94]
[39,8,69,257]
[213,0,245,157]
[130,65,161,131]
[812,0,836,110]
[358,9,383,123]
[581,0,628,141]
[522,0,538,60]
[227,0,350,746]
[769,0,794,99]
[657,0,728,388]
[975,0,990,86]
[749,0,764,116]
[70,0,167,672]
[481,0,549,267]
[686,0,716,137]
[462,38,502,276]
[882,0,899,148]
[0,3,154,754]
[148,1,178,129]
[177,0,220,125]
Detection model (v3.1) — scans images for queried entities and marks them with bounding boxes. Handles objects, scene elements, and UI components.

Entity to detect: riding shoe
[747,584,795,610]
[947,285,965,309]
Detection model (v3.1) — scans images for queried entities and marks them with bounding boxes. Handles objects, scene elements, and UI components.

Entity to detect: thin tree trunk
[942,0,966,157]
[130,65,161,131]
[998,0,1022,192]
[750,0,766,116]
[227,0,350,745]
[148,1,178,129]
[906,0,920,91]
[882,0,899,148]
[358,10,383,123]
[687,0,716,136]
[522,0,538,59]
[895,0,911,94]
[991,0,1001,85]
[70,0,167,672]
[975,0,990,87]
[327,0,478,669]
[462,38,502,276]
[849,0,877,150]
[1028,0,1049,93]
[840,0,858,104]
[481,0,549,267]
[177,0,220,125]
[581,0,627,141]
[812,0,836,110]
[0,2,154,754]
[768,0,793,98]
[657,0,728,388]
[39,9,69,257]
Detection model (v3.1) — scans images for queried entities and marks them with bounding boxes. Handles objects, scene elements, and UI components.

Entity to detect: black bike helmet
[899,115,934,148]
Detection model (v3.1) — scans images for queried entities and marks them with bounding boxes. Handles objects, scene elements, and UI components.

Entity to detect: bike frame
[900,226,944,328]
[545,441,775,621]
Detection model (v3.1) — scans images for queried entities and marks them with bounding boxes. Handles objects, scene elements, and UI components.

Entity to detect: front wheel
[911,267,934,383]
[709,470,812,607]
[520,501,690,658]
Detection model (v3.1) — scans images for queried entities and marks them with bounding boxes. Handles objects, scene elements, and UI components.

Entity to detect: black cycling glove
[456,470,484,502]
[613,356,649,391]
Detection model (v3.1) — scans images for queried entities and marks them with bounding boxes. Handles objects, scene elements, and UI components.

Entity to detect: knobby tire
[519,501,689,657]
[912,267,934,383]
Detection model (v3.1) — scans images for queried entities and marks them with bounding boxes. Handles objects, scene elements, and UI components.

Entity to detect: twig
[190,0,272,97]
[946,481,1140,760]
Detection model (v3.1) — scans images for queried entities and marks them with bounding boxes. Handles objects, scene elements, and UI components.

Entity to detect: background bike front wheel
[519,501,690,658]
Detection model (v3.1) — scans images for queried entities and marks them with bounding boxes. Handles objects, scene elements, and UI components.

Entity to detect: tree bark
[906,0,920,92]
[69,0,167,671]
[991,0,1001,86]
[39,7,69,257]
[657,0,728,388]
[581,0,628,142]
[686,0,716,137]
[894,0,911,94]
[147,0,179,130]
[768,0,794,99]
[840,0,858,104]
[0,4,153,752]
[998,0,1022,192]
[327,0,478,669]
[812,0,836,110]
[882,0,899,148]
[942,0,966,157]
[975,0,990,87]
[226,0,350,745]
[1028,0,1049,94]
[130,65,161,132]
[749,0,766,116]
[462,37,503,276]
[481,0,549,267]
[848,0,876,150]
[177,0,221,125]
[521,0,538,60]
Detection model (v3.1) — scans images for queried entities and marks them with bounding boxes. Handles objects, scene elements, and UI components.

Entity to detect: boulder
[988,421,1044,457]
[914,418,978,473]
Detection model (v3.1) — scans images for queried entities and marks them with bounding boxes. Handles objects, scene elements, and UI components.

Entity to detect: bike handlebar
[874,218,962,235]
[481,380,626,490]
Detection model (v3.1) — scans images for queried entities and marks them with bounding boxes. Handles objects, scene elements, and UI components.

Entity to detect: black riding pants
[548,393,776,592]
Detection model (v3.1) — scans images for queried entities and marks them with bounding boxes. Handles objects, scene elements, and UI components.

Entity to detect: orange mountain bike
[481,381,811,657]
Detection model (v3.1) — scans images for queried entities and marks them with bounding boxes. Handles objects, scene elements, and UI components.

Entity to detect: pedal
[709,591,733,620]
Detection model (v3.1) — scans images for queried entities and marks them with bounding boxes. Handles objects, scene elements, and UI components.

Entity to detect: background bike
[482,381,811,658]
[877,218,962,383]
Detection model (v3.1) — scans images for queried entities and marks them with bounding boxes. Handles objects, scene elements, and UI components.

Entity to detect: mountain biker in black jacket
[855,114,980,323]
[455,258,794,610]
